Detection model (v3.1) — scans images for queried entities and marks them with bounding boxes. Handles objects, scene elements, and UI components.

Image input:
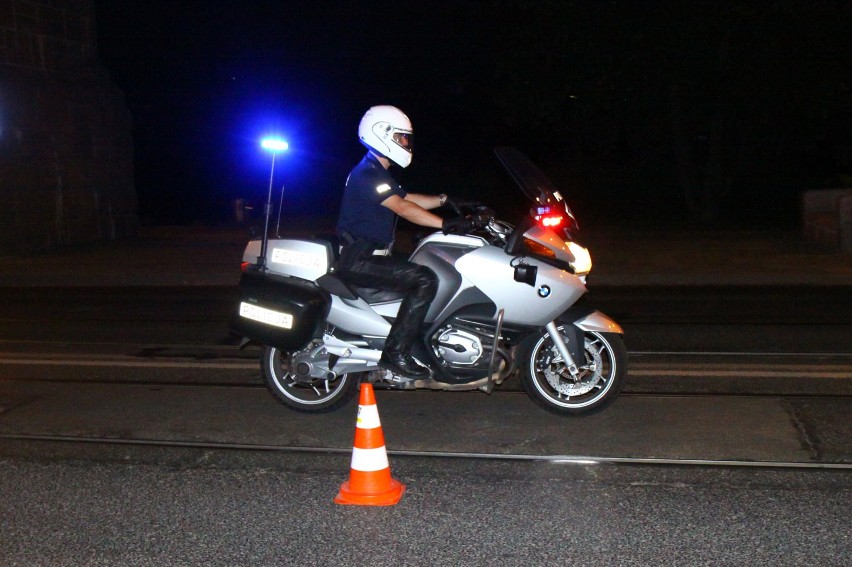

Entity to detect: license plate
[239,302,293,329]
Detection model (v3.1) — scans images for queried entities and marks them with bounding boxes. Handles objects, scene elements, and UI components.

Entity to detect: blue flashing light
[261,137,289,152]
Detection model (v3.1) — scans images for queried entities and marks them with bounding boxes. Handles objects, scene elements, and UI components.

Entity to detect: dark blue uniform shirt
[336,153,407,246]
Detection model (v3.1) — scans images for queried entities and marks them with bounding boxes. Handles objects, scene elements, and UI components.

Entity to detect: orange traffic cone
[334,383,405,506]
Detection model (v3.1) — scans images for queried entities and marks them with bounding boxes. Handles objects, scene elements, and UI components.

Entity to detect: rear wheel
[261,343,360,413]
[520,327,626,416]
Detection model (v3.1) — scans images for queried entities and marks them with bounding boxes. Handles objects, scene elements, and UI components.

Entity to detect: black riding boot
[379,267,437,378]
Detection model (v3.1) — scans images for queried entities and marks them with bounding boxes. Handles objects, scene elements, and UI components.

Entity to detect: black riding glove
[442,216,473,235]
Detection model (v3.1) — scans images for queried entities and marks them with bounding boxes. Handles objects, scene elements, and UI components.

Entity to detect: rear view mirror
[513,263,537,287]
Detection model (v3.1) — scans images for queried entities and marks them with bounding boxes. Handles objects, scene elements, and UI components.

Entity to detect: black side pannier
[230,269,331,351]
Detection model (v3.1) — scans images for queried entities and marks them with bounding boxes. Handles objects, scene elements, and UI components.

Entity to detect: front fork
[545,321,580,378]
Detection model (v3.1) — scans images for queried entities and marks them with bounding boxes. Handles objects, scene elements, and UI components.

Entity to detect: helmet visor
[392,131,413,152]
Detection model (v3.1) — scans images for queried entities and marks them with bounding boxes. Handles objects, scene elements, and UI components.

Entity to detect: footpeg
[383,369,416,385]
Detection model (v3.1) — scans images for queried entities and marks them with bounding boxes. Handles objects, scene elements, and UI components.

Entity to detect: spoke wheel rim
[529,329,617,409]
[267,346,350,406]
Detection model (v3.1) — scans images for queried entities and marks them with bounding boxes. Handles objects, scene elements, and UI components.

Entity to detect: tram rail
[1,432,850,471]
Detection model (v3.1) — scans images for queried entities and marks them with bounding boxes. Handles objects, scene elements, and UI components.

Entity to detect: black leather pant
[337,240,438,356]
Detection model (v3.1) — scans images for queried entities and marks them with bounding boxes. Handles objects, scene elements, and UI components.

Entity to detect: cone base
[334,478,405,506]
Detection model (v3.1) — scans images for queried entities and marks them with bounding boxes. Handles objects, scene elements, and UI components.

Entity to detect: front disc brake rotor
[541,339,602,396]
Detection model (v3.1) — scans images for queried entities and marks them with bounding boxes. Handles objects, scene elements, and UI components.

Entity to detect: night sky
[94,1,850,228]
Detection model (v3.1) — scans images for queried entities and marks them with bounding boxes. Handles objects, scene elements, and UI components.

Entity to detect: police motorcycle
[230,147,626,416]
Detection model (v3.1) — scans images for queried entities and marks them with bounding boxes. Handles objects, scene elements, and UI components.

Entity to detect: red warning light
[539,215,564,227]
[533,205,567,229]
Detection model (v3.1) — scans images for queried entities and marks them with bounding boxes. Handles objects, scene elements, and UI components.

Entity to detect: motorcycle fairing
[327,294,394,338]
[560,308,624,334]
[455,245,587,327]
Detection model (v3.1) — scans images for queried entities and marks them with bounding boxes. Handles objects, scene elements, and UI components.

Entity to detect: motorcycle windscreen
[230,270,330,351]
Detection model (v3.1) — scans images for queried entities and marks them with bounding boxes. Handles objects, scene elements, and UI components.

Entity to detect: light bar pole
[258,137,288,270]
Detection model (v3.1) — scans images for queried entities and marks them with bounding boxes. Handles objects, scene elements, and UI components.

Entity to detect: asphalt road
[1,285,850,565]
[1,449,849,566]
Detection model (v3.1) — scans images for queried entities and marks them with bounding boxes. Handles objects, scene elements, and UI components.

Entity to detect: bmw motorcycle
[230,147,626,416]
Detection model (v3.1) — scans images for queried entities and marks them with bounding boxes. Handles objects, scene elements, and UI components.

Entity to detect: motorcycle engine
[432,326,485,367]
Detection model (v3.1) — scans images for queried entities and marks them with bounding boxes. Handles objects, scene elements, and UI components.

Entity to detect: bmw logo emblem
[537,285,551,298]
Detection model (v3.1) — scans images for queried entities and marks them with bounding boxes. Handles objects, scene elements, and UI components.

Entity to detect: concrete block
[802,189,852,251]
[802,189,852,213]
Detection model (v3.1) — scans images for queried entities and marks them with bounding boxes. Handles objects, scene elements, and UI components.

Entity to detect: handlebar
[469,208,494,229]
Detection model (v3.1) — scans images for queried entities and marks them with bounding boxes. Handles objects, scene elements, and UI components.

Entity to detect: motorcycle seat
[355,287,407,304]
[316,273,406,304]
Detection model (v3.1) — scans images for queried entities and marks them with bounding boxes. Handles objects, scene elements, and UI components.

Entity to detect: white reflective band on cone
[350,447,390,472]
[356,404,381,429]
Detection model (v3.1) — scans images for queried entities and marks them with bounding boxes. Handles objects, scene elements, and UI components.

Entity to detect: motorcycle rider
[336,105,470,379]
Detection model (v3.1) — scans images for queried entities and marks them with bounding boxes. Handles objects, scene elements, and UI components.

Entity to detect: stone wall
[0,0,137,252]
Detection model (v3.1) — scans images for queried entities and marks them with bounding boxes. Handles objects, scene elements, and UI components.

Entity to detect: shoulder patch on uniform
[376,183,392,194]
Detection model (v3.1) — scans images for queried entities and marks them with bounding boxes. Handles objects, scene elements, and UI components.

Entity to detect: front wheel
[261,343,360,413]
[520,327,626,416]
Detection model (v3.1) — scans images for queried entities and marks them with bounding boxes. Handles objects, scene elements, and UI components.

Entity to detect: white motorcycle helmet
[358,105,413,168]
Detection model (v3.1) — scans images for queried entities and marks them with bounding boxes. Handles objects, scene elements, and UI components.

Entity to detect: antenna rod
[257,152,276,270]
